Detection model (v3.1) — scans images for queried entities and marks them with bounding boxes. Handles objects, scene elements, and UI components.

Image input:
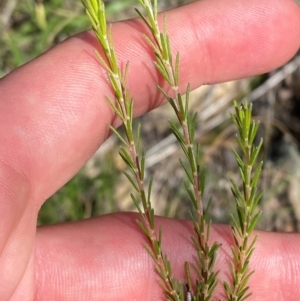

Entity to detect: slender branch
[224,100,263,301]
[81,1,182,300]
[137,1,220,300]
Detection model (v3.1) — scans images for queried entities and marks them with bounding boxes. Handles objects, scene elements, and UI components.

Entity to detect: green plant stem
[81,1,182,300]
[136,1,219,300]
[224,101,263,301]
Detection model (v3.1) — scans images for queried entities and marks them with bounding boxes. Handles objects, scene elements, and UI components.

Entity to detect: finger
[0,164,35,299]
[35,213,300,300]
[0,0,299,206]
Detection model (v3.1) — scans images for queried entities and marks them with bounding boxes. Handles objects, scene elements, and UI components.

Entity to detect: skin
[0,0,299,300]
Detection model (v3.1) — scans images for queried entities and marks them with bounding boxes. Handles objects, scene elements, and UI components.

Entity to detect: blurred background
[1,0,300,231]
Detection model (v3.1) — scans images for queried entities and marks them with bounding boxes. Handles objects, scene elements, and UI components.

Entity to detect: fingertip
[174,0,300,86]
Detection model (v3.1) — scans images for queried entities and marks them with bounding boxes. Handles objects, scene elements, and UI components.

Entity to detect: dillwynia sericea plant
[81,1,263,301]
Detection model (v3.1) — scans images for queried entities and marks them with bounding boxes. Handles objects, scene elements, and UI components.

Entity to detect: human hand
[0,0,299,300]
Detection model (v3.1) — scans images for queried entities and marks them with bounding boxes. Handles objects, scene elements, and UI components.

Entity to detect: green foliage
[81,1,183,299]
[38,160,120,225]
[224,101,263,301]
[0,0,138,76]
[0,0,88,76]
[81,1,263,301]
[135,1,221,300]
